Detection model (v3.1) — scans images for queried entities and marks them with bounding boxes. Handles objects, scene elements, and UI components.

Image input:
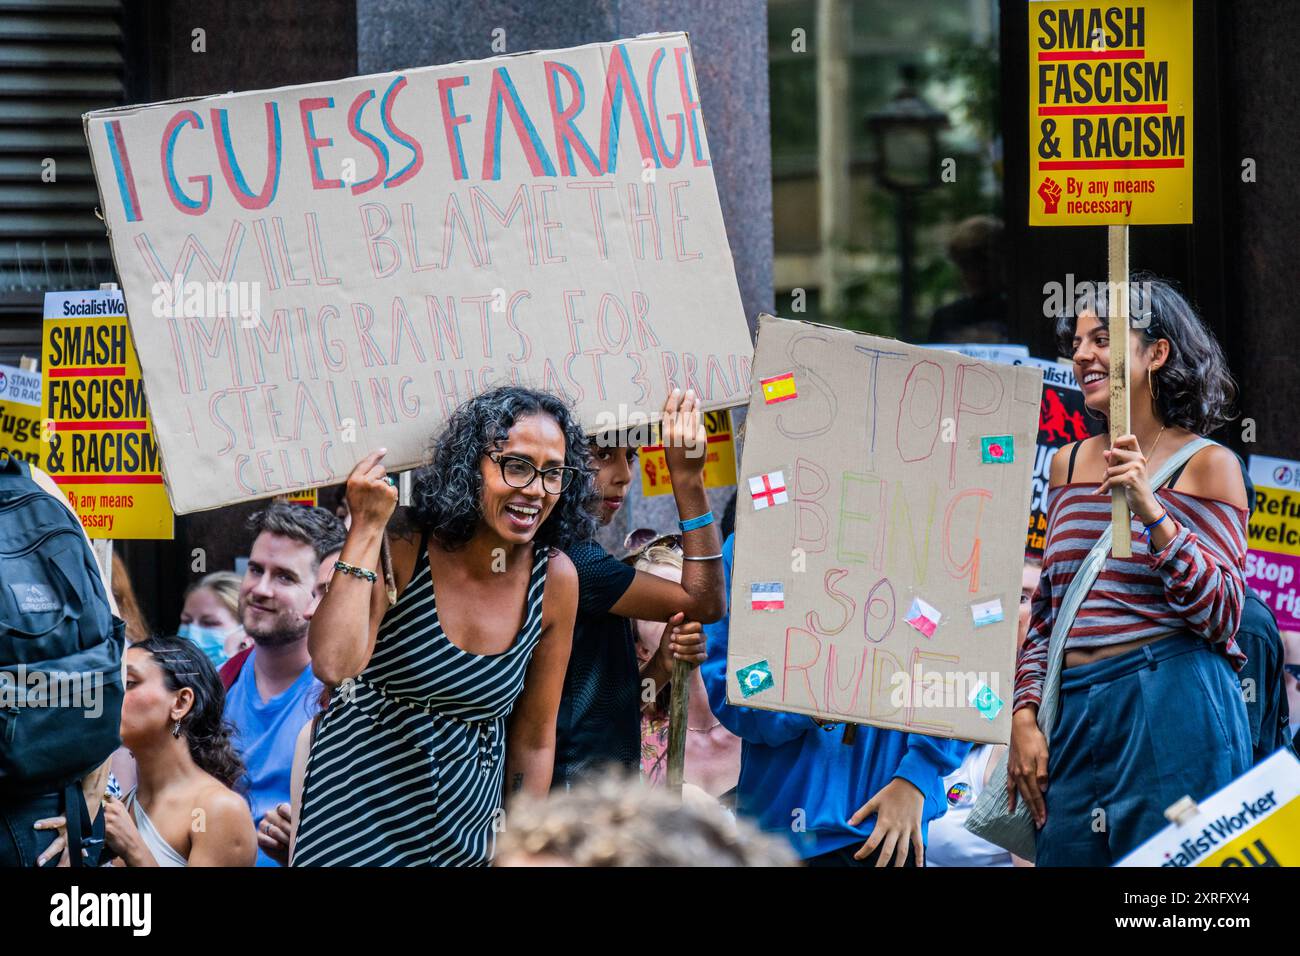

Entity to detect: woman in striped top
[1007,276,1252,866]
[292,387,594,866]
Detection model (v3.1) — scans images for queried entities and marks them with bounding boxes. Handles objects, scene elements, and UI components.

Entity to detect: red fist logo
[1038,177,1062,214]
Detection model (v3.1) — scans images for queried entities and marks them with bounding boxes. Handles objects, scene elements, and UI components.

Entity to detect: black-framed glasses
[489,453,577,494]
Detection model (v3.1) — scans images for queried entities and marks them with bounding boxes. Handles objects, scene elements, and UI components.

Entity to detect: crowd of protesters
[3,273,1298,869]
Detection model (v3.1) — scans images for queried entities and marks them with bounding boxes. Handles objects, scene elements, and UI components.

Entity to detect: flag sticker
[981,435,1014,464]
[904,596,942,638]
[751,582,785,611]
[760,371,798,404]
[971,598,1004,628]
[748,470,789,510]
[736,660,775,698]
[970,682,1004,721]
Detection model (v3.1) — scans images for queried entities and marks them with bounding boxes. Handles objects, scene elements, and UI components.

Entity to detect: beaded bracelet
[335,560,378,583]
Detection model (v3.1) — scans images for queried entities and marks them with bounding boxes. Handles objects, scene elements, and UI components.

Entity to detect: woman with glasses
[292,386,593,866]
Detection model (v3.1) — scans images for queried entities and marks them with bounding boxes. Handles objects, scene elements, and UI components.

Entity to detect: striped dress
[291,536,550,867]
[1015,478,1248,712]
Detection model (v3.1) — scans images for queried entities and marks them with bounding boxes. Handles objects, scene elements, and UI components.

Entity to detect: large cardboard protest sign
[1029,0,1192,225]
[0,362,42,466]
[83,34,753,513]
[727,316,1042,745]
[1118,748,1300,867]
[41,290,174,539]
[1245,455,1300,631]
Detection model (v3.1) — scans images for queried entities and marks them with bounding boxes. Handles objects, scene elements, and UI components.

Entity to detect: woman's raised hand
[346,449,399,531]
[1098,434,1161,524]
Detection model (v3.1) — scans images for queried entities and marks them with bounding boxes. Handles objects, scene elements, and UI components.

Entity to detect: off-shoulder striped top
[1014,474,1248,713]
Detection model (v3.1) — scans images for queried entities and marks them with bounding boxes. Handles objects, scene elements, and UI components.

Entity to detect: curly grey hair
[495,769,799,867]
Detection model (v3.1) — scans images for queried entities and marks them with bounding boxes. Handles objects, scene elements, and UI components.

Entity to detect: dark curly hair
[409,386,598,550]
[133,634,245,791]
[1054,273,1238,435]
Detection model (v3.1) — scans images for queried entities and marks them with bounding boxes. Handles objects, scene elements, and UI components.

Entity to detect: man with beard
[220,502,345,866]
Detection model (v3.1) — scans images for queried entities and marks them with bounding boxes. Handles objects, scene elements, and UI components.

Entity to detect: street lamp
[866,65,949,341]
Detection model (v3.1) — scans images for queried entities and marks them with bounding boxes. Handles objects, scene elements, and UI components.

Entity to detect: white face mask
[177,623,240,667]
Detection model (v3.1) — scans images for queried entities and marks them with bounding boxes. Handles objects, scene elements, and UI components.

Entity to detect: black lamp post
[866,65,949,342]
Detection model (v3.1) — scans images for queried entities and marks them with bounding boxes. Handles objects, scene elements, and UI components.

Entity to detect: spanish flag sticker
[760,371,797,404]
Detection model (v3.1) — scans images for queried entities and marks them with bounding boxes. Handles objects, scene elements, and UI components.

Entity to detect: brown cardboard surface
[727,315,1043,745]
[82,34,752,513]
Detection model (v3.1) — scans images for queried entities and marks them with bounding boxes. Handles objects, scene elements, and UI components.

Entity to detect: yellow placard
[1199,795,1300,867]
[0,363,42,465]
[283,489,319,507]
[1247,486,1300,559]
[1029,0,1192,225]
[640,408,737,497]
[1118,749,1300,867]
[41,290,174,539]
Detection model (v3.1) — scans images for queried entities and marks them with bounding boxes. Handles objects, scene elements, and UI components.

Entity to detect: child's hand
[848,777,925,867]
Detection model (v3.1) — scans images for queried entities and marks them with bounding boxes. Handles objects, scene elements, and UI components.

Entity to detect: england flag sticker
[748,470,789,510]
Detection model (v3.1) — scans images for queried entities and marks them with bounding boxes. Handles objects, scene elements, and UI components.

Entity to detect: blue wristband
[1142,510,1170,535]
[679,511,715,533]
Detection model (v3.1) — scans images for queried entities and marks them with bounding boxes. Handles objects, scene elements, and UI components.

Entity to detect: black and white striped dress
[291,535,550,867]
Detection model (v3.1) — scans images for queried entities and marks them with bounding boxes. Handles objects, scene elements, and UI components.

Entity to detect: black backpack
[0,455,124,797]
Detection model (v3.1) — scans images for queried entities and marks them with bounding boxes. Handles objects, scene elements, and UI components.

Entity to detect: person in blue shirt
[702,533,970,866]
[224,502,346,866]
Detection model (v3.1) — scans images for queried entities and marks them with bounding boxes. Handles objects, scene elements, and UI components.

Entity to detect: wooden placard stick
[1108,225,1132,558]
[666,659,690,792]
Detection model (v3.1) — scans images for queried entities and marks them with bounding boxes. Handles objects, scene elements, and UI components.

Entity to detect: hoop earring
[171,720,182,738]
[1148,367,1160,401]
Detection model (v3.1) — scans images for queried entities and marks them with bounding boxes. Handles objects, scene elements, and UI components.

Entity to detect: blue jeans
[0,787,100,868]
[1037,633,1251,867]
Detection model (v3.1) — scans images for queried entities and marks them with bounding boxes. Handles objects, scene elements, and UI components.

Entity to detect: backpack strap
[63,782,83,868]
[219,646,252,691]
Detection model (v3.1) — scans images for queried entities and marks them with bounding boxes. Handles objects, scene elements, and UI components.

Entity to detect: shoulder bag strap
[1035,437,1215,737]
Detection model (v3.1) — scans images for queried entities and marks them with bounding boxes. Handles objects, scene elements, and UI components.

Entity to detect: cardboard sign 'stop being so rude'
[728,315,1042,745]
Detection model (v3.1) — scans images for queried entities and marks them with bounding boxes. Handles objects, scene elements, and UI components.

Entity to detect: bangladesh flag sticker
[981,435,1014,464]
